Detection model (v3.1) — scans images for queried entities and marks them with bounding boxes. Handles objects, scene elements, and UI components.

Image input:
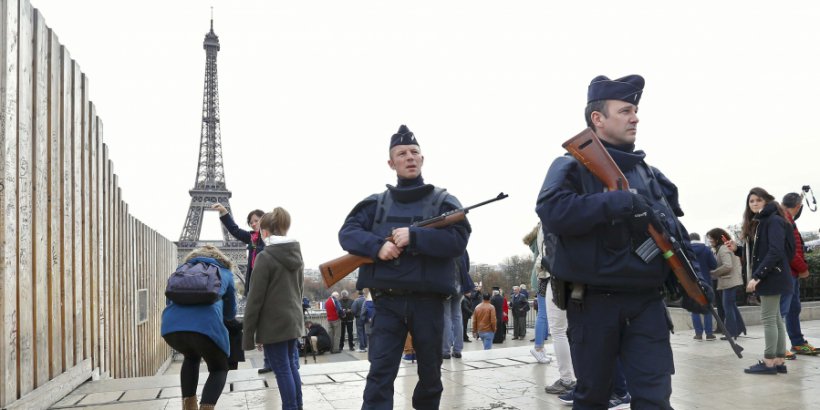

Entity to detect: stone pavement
[52,320,820,409]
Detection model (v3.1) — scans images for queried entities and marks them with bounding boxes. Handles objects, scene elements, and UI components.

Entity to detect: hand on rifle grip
[377,241,402,261]
[627,194,661,236]
[391,227,411,248]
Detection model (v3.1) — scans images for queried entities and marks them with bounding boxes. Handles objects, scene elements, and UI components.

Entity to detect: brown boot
[199,404,215,410]
[182,396,198,410]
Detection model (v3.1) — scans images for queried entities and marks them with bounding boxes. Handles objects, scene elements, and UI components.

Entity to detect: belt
[372,288,445,299]
[585,285,660,296]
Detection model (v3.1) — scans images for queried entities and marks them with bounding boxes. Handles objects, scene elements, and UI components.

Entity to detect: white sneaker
[356,348,367,353]
[530,347,552,364]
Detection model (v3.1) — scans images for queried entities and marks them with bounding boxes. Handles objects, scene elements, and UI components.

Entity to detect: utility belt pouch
[570,283,585,304]
[550,276,570,310]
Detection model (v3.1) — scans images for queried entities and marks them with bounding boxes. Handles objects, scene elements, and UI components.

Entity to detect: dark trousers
[340,320,355,351]
[356,318,368,349]
[363,293,444,410]
[163,331,229,405]
[567,290,673,410]
[513,314,527,338]
[462,315,470,340]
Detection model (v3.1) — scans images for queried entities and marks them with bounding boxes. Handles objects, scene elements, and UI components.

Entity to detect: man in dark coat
[490,288,506,343]
[536,74,706,409]
[511,286,530,340]
[338,125,471,409]
[689,233,717,340]
[305,321,332,354]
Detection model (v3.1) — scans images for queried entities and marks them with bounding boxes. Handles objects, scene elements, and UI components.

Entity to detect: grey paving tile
[327,372,364,382]
[78,400,170,410]
[211,392,249,409]
[301,374,334,385]
[51,394,84,408]
[465,360,501,369]
[119,388,161,401]
[76,392,123,406]
[484,358,523,367]
[158,388,181,399]
[232,379,267,392]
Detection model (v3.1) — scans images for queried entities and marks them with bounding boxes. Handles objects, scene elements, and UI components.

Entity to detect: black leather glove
[680,280,714,315]
[628,194,654,235]
[699,279,715,305]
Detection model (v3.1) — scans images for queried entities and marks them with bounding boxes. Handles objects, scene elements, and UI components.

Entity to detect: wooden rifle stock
[562,128,743,358]
[319,254,374,288]
[320,192,508,288]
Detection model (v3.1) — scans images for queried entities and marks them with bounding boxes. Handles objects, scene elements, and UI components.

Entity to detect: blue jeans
[263,339,302,410]
[691,312,713,336]
[783,276,807,346]
[479,331,494,350]
[534,293,550,348]
[721,287,745,338]
[442,295,464,354]
[356,318,368,349]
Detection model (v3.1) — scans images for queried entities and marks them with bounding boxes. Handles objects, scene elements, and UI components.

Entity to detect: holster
[550,276,570,310]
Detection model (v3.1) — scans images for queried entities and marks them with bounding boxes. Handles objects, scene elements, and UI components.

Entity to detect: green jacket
[242,237,305,350]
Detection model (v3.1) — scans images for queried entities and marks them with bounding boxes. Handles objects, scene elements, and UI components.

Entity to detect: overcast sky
[30,0,820,269]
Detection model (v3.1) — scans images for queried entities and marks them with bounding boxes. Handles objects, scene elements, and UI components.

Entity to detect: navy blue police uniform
[536,75,701,410]
[338,125,470,410]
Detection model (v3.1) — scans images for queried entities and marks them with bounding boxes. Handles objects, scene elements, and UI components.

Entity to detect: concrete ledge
[668,301,820,332]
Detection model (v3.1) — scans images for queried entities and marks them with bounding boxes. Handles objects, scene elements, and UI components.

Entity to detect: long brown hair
[740,187,786,241]
[706,228,732,250]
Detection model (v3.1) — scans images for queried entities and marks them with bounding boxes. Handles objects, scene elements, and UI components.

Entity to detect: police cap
[390,124,419,149]
[587,74,644,105]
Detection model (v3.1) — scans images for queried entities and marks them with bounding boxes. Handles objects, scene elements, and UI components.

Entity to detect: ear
[388,158,396,170]
[590,111,604,128]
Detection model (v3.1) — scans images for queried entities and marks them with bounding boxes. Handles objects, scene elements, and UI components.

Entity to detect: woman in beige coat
[707,228,747,339]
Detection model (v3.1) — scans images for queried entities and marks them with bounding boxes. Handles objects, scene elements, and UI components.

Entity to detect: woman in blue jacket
[728,187,792,374]
[161,245,237,410]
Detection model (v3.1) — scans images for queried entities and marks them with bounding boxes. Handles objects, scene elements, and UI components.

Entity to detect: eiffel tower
[177,18,248,285]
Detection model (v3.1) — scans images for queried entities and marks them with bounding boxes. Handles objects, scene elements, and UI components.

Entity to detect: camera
[803,185,811,193]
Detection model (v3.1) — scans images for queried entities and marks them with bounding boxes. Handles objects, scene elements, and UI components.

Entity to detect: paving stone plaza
[52,319,820,409]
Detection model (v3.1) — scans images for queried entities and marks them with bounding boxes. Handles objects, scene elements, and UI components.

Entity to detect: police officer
[338,125,470,410]
[536,75,701,409]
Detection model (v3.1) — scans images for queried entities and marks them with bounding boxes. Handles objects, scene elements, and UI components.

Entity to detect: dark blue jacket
[742,202,793,296]
[220,213,265,291]
[161,256,237,356]
[691,242,717,283]
[339,179,470,295]
[536,146,697,290]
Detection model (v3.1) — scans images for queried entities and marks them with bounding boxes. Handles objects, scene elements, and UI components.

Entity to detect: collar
[263,235,297,246]
[386,175,435,203]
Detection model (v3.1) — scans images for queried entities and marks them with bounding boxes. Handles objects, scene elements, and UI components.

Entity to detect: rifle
[562,128,744,359]
[320,192,509,288]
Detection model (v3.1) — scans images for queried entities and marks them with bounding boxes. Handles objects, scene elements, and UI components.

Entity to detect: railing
[0,1,178,407]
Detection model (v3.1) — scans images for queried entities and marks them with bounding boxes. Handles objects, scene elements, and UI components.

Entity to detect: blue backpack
[165,261,222,305]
